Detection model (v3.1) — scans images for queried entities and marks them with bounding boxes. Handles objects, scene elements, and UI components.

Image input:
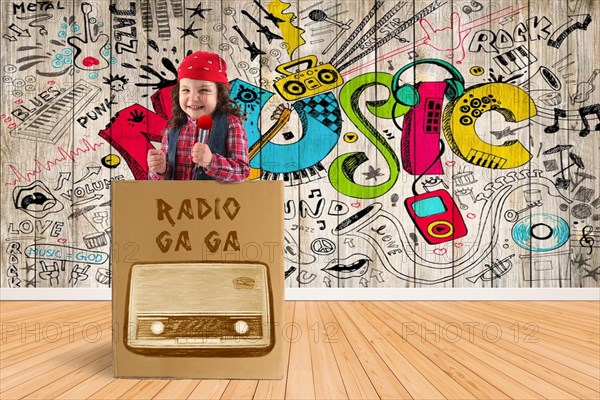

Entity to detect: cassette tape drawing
[126,262,274,357]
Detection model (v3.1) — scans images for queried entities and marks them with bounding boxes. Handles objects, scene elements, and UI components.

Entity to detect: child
[147,50,249,182]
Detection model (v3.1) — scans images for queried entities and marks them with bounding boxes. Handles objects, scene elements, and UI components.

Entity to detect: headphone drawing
[391,59,465,107]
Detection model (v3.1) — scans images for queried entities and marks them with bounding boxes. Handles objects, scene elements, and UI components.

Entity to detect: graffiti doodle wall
[1,0,599,291]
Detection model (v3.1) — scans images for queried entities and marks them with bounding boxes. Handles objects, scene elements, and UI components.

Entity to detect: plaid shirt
[149,115,249,182]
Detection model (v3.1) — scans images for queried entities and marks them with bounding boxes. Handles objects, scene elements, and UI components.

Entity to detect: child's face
[178,78,218,119]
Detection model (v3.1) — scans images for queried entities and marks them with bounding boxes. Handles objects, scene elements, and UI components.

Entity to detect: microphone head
[197,115,213,130]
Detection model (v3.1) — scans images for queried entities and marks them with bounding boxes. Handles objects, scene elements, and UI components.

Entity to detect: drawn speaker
[404,189,468,245]
[273,55,343,101]
[126,262,274,357]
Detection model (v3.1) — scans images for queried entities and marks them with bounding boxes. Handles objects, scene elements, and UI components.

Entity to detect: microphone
[193,115,213,179]
[196,114,213,144]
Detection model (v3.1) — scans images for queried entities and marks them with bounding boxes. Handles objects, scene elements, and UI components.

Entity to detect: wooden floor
[0,301,598,400]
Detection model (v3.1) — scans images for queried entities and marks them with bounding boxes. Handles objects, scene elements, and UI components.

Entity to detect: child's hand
[191,143,213,168]
[147,149,167,174]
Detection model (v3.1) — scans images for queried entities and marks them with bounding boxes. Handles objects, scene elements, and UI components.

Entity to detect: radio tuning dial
[234,320,249,335]
[150,321,164,335]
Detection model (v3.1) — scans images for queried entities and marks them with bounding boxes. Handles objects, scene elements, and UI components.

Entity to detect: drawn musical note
[578,104,600,137]
[308,189,322,198]
[544,108,567,134]
[407,50,418,60]
[580,225,595,255]
[317,220,326,230]
[388,60,394,71]
[463,0,484,15]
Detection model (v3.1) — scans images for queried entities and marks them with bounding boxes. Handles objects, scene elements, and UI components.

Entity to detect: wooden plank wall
[1,0,599,291]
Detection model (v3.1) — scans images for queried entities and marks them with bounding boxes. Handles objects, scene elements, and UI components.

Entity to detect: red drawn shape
[82,56,100,67]
[445,161,456,166]
[57,238,67,244]
[351,201,361,208]
[14,99,23,104]
[467,213,476,219]
[454,242,464,248]
[433,248,447,256]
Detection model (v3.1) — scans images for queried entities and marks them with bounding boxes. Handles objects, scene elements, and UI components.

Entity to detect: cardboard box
[112,181,284,379]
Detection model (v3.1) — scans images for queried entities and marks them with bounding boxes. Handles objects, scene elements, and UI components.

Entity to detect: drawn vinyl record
[511,213,569,252]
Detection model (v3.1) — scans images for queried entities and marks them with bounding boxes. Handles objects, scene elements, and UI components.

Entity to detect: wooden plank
[305,302,348,399]
[53,365,115,400]
[449,301,600,369]
[363,302,509,400]
[339,301,462,399]
[1,316,111,377]
[284,302,315,399]
[0,344,111,399]
[326,302,413,399]
[15,353,112,400]
[253,302,296,400]
[220,380,259,400]
[396,302,573,399]
[116,380,170,400]
[187,380,229,400]
[87,379,140,400]
[151,380,200,400]
[410,302,600,396]
[316,302,380,399]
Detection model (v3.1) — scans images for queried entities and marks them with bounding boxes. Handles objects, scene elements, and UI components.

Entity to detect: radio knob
[234,320,249,335]
[150,321,164,335]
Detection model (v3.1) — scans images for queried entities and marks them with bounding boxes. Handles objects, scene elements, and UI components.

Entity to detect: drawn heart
[467,213,477,219]
[57,238,67,244]
[14,99,23,105]
[433,248,447,256]
[445,161,456,166]
[454,242,464,248]
[351,201,361,208]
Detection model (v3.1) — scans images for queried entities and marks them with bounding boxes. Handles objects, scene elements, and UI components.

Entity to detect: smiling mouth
[322,254,372,279]
[188,105,203,110]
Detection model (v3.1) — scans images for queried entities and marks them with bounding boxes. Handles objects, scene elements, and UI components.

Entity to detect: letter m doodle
[98,87,172,180]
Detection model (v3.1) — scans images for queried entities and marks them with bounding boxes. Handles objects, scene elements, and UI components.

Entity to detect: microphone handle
[194,128,209,179]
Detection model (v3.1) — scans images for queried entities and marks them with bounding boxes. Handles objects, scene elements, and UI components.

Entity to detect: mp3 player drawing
[405,189,468,245]
[126,262,275,357]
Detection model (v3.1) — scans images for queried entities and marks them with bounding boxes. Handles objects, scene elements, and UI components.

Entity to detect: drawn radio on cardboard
[126,262,274,357]
[273,55,343,101]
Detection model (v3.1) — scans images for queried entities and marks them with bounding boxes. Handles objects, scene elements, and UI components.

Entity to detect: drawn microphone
[194,115,213,179]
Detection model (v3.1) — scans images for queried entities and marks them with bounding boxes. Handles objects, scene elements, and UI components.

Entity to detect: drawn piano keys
[493,45,537,75]
[465,149,508,169]
[11,80,101,144]
[260,162,327,186]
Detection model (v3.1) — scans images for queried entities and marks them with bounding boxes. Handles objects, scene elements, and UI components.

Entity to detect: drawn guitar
[241,10,282,44]
[247,104,292,180]
[571,69,600,104]
[253,0,284,26]
[67,2,110,71]
[232,25,266,61]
